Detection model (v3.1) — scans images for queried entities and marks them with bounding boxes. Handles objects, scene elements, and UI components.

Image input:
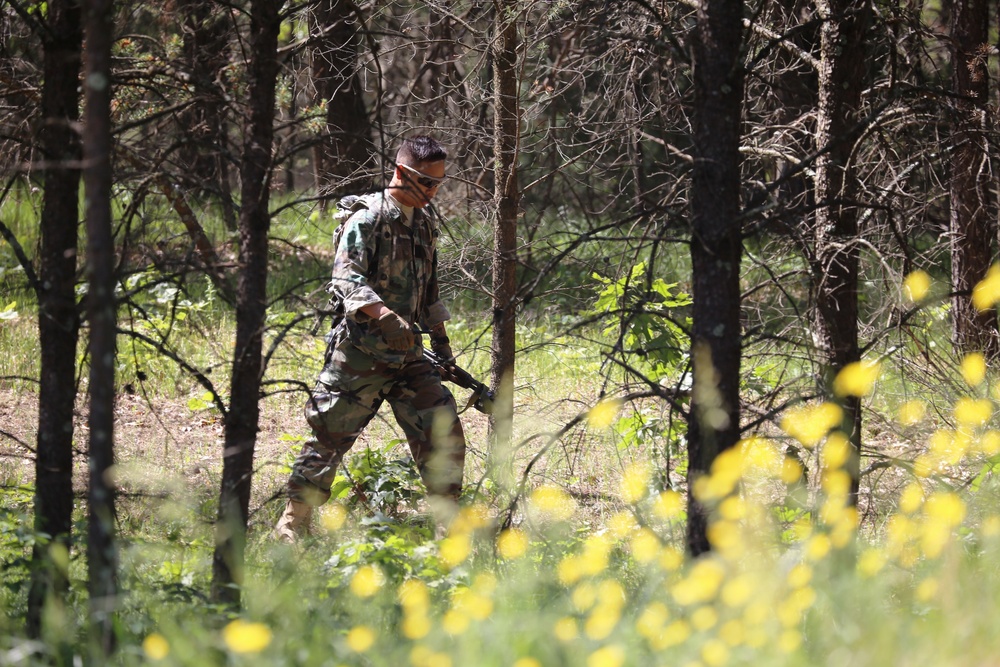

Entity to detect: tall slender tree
[211,0,285,607]
[83,0,118,654]
[686,0,745,556]
[949,0,996,356]
[489,0,520,449]
[310,0,371,198]
[812,0,871,506]
[27,0,83,639]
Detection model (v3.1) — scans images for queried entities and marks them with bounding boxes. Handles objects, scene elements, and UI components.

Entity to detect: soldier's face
[395,160,446,207]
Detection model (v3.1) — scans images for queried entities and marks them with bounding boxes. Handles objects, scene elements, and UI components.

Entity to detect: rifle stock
[423,348,495,415]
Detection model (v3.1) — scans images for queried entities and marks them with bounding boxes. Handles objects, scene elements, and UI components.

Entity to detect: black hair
[396,135,447,165]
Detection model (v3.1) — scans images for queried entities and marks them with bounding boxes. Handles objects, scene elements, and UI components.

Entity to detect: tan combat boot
[274,499,313,543]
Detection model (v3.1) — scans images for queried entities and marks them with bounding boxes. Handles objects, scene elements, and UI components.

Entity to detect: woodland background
[2,0,1000,663]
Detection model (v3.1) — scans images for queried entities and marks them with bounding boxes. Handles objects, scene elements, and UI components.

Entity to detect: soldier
[275,135,466,542]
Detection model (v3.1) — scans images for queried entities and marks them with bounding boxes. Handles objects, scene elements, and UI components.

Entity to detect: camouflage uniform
[287,192,466,505]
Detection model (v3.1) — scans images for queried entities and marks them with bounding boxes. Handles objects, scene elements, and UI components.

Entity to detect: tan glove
[379,311,415,351]
[431,338,459,383]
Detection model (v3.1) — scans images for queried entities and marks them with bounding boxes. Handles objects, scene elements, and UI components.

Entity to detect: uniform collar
[385,190,415,224]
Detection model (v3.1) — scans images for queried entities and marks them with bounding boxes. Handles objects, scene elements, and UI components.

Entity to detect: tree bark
[949,0,997,356]
[210,0,283,607]
[812,0,871,507]
[490,0,520,450]
[311,0,371,198]
[686,0,745,557]
[83,0,118,655]
[27,0,83,639]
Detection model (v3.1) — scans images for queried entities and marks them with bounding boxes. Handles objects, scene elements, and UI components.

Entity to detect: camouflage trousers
[287,336,466,506]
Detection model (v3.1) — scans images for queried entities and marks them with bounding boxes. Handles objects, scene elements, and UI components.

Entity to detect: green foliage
[592,261,692,382]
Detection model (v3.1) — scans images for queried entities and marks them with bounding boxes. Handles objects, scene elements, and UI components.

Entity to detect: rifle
[423,348,495,415]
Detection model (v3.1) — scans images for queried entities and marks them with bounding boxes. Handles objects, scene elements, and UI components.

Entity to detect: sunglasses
[397,163,447,189]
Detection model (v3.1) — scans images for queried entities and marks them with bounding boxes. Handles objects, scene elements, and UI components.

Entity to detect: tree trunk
[175,0,231,199]
[812,0,871,507]
[490,0,520,450]
[83,0,118,655]
[210,0,283,608]
[27,0,83,639]
[311,0,371,199]
[685,0,745,557]
[949,0,997,356]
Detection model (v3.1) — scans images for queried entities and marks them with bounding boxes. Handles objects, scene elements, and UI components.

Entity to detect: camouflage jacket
[327,191,450,364]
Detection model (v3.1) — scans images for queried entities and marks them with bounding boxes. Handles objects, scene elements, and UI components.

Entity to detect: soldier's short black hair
[396,135,447,166]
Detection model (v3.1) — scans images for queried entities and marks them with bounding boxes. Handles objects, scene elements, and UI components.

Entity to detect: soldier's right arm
[331,210,383,323]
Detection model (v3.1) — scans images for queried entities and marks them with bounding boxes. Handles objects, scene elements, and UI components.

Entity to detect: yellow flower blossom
[961,352,988,386]
[805,534,832,562]
[442,609,470,635]
[897,399,926,425]
[778,629,803,653]
[857,548,887,577]
[721,574,755,608]
[553,617,578,642]
[671,559,726,606]
[401,613,432,640]
[691,605,718,631]
[972,263,1000,311]
[399,579,430,611]
[513,659,543,667]
[558,555,584,586]
[954,397,992,426]
[821,432,851,470]
[580,534,613,576]
[781,402,843,448]
[222,620,273,654]
[587,397,623,429]
[701,638,730,667]
[636,602,669,639]
[781,457,803,484]
[653,490,684,520]
[659,546,685,571]
[659,620,692,648]
[346,625,376,653]
[786,563,812,589]
[607,511,638,540]
[833,360,881,398]
[530,485,577,522]
[142,633,169,661]
[903,270,932,302]
[924,491,966,526]
[619,461,651,503]
[915,577,938,602]
[630,528,661,564]
[320,503,348,532]
[350,565,384,598]
[439,534,471,568]
[899,482,924,514]
[587,644,625,667]
[585,605,621,640]
[497,528,529,560]
[979,431,1000,455]
[719,619,746,647]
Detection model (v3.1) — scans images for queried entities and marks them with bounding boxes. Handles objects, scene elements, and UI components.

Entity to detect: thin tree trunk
[812,0,871,507]
[685,0,745,557]
[27,0,83,639]
[949,0,997,356]
[311,0,370,199]
[83,0,118,654]
[490,0,520,451]
[210,0,283,607]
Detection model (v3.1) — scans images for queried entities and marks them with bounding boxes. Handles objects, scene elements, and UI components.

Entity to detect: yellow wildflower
[142,633,169,661]
[553,617,578,642]
[497,528,529,560]
[320,503,348,532]
[530,485,576,522]
[587,644,625,667]
[897,400,926,425]
[781,402,843,448]
[350,565,384,598]
[619,461,651,503]
[833,360,881,398]
[222,620,273,654]
[653,490,684,520]
[346,625,376,653]
[903,270,932,302]
[954,397,992,426]
[587,398,622,429]
[972,263,1000,311]
[961,352,988,386]
[439,534,471,568]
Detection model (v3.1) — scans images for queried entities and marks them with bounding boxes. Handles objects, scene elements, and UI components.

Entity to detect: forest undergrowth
[5,285,1000,666]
